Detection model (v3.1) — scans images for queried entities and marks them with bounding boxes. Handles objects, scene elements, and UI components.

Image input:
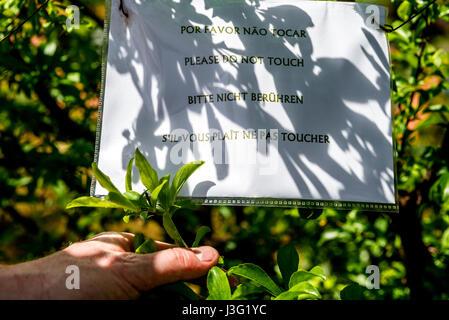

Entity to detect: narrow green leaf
[150,180,167,207]
[157,174,171,210]
[135,238,157,254]
[171,160,205,199]
[277,243,299,285]
[135,148,159,192]
[162,213,188,248]
[207,266,232,300]
[227,263,282,296]
[92,162,120,193]
[192,226,211,247]
[106,191,139,212]
[66,196,124,209]
[125,157,134,192]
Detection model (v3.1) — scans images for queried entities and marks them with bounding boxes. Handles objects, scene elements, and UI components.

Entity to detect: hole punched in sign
[119,0,129,18]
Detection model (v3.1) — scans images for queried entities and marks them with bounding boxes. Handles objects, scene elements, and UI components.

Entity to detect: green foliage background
[1,0,448,299]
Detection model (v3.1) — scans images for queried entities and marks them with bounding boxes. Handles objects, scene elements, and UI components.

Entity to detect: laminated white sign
[93,0,399,212]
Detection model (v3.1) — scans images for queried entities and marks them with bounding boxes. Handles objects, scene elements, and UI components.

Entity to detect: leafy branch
[66,148,206,248]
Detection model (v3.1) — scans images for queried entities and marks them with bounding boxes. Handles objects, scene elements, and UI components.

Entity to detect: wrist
[0,253,66,299]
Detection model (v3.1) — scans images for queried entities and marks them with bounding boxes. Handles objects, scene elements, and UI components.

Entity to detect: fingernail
[193,247,217,262]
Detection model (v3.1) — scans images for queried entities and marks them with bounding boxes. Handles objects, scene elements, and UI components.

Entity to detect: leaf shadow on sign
[104,0,394,203]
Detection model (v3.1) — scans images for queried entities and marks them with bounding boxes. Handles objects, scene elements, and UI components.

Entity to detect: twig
[381,0,436,33]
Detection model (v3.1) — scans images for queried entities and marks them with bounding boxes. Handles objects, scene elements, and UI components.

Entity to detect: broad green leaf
[133,233,145,251]
[150,180,167,207]
[231,283,266,300]
[277,243,299,285]
[273,291,305,300]
[162,213,188,248]
[275,282,321,300]
[92,162,120,193]
[287,282,321,299]
[106,191,139,211]
[123,215,130,223]
[397,1,411,21]
[125,157,134,192]
[171,160,205,200]
[340,283,365,300]
[227,263,282,296]
[192,226,211,247]
[66,196,124,209]
[135,148,159,192]
[309,266,326,280]
[123,191,140,201]
[288,271,317,288]
[135,238,157,254]
[274,290,320,300]
[289,266,326,288]
[207,266,231,300]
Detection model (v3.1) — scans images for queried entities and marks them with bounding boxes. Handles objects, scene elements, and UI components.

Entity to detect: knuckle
[100,251,127,269]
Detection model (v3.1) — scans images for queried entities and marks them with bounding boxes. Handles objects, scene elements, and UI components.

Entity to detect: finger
[153,241,177,251]
[86,232,135,252]
[90,232,176,252]
[127,246,219,291]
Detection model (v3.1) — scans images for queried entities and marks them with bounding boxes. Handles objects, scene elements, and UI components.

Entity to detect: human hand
[0,232,219,299]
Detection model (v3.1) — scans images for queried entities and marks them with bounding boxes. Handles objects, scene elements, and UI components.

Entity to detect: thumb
[132,246,219,291]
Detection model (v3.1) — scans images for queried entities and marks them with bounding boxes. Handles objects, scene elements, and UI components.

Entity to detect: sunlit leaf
[125,157,134,192]
[66,196,123,209]
[275,282,321,300]
[289,266,326,288]
[106,191,139,211]
[135,148,159,192]
[171,160,204,200]
[150,180,167,207]
[397,1,412,21]
[207,266,231,300]
[92,162,120,193]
